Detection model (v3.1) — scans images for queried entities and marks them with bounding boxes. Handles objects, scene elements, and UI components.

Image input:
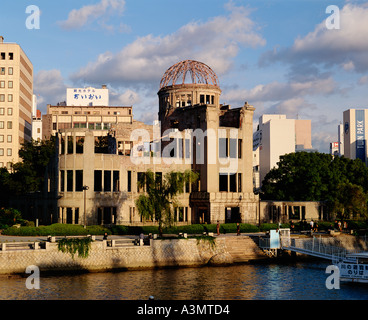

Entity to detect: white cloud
[58,0,126,31]
[259,3,368,73]
[34,69,67,112]
[70,3,265,87]
[221,77,337,105]
[109,89,141,106]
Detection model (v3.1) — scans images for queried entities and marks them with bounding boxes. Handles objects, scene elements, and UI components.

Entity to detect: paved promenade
[0,232,265,243]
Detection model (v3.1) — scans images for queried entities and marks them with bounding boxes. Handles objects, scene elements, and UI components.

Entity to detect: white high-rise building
[338,123,344,156]
[253,114,313,188]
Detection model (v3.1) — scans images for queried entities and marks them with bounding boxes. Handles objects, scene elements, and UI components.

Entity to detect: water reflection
[1,262,368,300]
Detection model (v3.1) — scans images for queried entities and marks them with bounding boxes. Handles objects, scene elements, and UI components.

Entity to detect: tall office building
[343,109,368,164]
[0,36,33,168]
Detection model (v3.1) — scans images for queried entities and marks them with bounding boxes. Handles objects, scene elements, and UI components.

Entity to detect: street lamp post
[82,185,89,228]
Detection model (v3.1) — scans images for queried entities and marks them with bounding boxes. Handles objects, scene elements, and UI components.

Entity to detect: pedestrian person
[103,232,108,240]
[310,220,314,232]
[217,220,220,236]
[236,222,240,236]
[338,221,342,232]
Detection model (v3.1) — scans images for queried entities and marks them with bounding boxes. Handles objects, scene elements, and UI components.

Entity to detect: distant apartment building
[253,114,314,189]
[0,36,33,168]
[31,94,42,143]
[42,104,133,140]
[330,142,339,156]
[343,108,368,164]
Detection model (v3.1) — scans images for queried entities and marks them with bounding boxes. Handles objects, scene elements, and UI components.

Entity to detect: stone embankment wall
[0,236,268,275]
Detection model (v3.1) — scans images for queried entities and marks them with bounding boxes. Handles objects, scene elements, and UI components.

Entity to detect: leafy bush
[0,208,22,229]
[2,223,109,236]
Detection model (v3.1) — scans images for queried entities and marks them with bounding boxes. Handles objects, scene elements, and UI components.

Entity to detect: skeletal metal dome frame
[159,60,219,89]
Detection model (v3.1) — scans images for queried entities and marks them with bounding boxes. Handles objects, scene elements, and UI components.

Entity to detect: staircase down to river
[223,236,268,263]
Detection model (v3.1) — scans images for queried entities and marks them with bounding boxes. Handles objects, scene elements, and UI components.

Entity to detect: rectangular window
[229,173,237,192]
[219,138,228,158]
[178,138,183,158]
[75,208,80,224]
[52,123,57,130]
[137,172,145,192]
[0,81,4,88]
[113,171,119,192]
[7,135,11,143]
[8,81,12,89]
[229,138,237,158]
[7,148,12,156]
[8,53,13,60]
[0,135,3,142]
[0,149,3,156]
[0,121,3,129]
[60,170,65,192]
[0,95,4,102]
[8,67,13,75]
[0,68,5,75]
[67,170,73,192]
[94,170,102,192]
[238,173,242,192]
[0,108,4,115]
[7,121,12,129]
[127,170,131,192]
[76,137,84,154]
[67,136,73,154]
[178,207,184,222]
[104,170,111,192]
[7,108,12,115]
[200,94,205,104]
[8,94,13,102]
[75,170,83,192]
[185,138,191,159]
[219,173,228,192]
[0,52,5,60]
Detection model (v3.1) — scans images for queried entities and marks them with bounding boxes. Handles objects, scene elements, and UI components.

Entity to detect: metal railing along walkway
[281,237,362,264]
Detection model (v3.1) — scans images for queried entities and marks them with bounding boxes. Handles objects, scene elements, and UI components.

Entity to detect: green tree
[7,137,56,195]
[261,152,368,204]
[135,169,199,236]
[332,183,368,220]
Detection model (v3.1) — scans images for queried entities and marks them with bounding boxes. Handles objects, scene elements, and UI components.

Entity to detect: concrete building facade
[0,36,33,168]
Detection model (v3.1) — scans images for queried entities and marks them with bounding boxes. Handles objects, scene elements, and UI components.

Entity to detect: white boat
[337,252,368,283]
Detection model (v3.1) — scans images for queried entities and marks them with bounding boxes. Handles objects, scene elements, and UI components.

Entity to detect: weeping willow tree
[135,169,199,237]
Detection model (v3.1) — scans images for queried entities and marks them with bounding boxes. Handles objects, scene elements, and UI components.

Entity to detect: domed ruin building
[157,60,258,224]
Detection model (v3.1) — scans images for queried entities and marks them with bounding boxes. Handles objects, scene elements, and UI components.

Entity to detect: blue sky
[1,0,368,153]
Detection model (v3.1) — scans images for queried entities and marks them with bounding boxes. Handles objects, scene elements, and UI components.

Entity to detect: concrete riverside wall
[0,237,265,275]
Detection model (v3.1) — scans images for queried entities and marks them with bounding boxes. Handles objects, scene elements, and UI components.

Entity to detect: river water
[1,261,368,300]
